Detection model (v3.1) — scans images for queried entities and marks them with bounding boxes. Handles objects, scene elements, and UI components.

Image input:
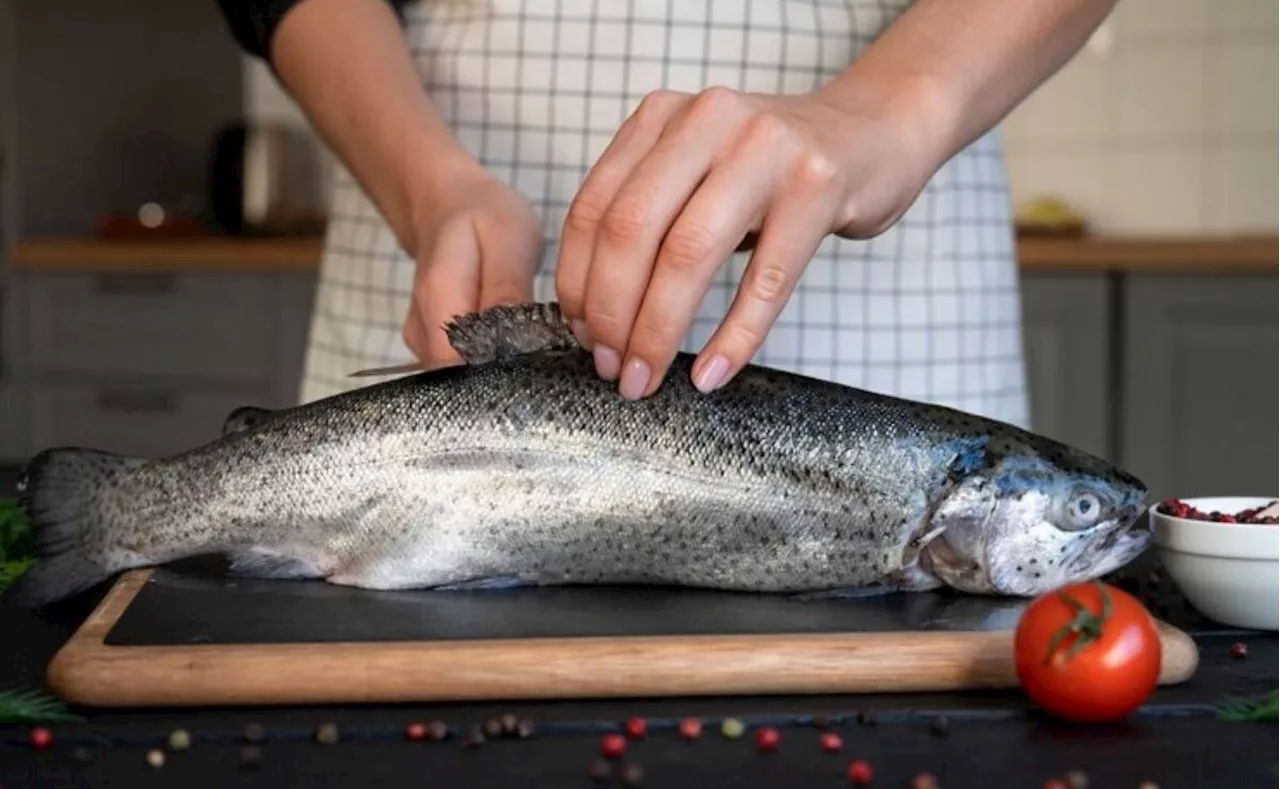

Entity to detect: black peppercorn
[930,715,949,737]
[315,722,339,745]
[463,724,486,748]
[856,710,876,726]
[516,718,536,739]
[240,745,263,769]
[588,759,613,783]
[243,723,266,744]
[500,713,520,736]
[620,762,645,787]
[483,718,504,738]
[427,721,450,741]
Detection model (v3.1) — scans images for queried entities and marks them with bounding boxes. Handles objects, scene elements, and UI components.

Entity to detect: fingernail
[693,354,729,393]
[618,357,651,401]
[571,319,592,348]
[593,345,621,380]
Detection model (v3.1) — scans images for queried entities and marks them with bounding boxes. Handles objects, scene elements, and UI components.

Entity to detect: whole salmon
[7,303,1150,608]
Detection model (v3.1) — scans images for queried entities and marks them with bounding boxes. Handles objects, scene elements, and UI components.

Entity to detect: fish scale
[5,303,1151,608]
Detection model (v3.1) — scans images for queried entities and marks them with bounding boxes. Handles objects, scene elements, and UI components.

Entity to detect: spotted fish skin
[6,303,1151,608]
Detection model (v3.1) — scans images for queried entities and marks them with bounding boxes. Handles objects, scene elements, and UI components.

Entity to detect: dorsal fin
[443,302,580,365]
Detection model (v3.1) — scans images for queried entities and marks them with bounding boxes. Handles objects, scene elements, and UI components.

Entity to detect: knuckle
[600,196,650,244]
[692,85,740,117]
[720,320,766,357]
[745,111,792,147]
[583,300,627,341]
[749,263,793,304]
[636,88,684,120]
[564,187,613,234]
[791,151,841,192]
[628,317,678,358]
[659,221,719,273]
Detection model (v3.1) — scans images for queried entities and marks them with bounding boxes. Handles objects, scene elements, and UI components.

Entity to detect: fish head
[920,436,1149,597]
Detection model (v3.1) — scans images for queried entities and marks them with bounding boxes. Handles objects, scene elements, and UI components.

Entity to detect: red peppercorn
[405,722,427,741]
[28,728,52,751]
[847,759,874,784]
[1231,642,1248,659]
[625,717,647,740]
[601,733,627,759]
[755,726,780,753]
[820,732,843,753]
[678,718,702,740]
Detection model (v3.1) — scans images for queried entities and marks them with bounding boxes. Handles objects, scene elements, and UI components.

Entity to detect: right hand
[402,170,543,366]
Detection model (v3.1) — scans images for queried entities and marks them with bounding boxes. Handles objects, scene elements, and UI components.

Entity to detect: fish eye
[1065,492,1103,529]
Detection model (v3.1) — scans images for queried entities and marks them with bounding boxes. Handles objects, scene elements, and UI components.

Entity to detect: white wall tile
[1204,143,1279,232]
[1105,148,1207,234]
[1111,0,1209,43]
[1003,50,1114,147]
[1115,44,1206,142]
[1213,0,1280,38]
[1205,38,1279,137]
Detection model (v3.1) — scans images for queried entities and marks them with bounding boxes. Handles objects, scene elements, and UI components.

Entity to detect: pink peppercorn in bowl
[1149,496,1279,631]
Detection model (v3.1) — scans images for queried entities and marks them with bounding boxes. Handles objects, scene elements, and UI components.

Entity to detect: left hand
[554,84,940,400]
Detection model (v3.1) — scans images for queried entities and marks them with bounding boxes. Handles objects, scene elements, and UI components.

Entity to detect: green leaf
[0,557,33,592]
[1217,690,1279,722]
[0,687,82,724]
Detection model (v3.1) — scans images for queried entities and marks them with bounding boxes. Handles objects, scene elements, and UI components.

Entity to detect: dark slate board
[103,559,1037,646]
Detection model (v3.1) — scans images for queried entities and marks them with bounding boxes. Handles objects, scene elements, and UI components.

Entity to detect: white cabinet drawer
[28,383,258,459]
[28,272,274,381]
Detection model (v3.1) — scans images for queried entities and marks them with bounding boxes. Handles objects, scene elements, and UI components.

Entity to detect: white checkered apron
[300,0,1030,429]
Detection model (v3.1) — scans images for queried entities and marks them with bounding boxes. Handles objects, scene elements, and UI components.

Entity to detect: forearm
[820,0,1117,170]
[265,0,483,252]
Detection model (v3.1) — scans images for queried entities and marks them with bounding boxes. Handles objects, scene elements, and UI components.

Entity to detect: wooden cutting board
[45,564,1200,707]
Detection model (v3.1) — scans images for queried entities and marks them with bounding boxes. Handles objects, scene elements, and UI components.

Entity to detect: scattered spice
[243,723,266,744]
[516,718,536,739]
[168,728,191,751]
[620,762,645,787]
[754,726,780,753]
[239,745,263,769]
[678,717,703,740]
[1064,770,1089,789]
[28,727,52,750]
[1231,642,1248,659]
[625,717,647,739]
[930,715,949,737]
[846,759,874,785]
[909,773,939,789]
[314,722,339,745]
[601,733,627,759]
[484,718,504,738]
[720,718,746,739]
[72,746,91,762]
[500,713,520,736]
[146,748,165,768]
[462,724,486,748]
[820,732,843,753]
[856,710,876,726]
[405,722,428,741]
[588,759,613,783]
[1157,498,1278,524]
[427,721,450,741]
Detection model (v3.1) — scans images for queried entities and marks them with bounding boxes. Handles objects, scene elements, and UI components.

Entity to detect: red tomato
[1014,581,1162,722]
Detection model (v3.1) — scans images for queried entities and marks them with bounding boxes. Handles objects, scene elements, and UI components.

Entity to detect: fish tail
[4,447,146,608]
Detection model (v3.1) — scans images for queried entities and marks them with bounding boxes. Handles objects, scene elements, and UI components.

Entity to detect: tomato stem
[1044,581,1113,664]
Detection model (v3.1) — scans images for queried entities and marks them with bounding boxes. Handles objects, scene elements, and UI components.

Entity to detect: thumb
[407,218,482,365]
[476,208,542,309]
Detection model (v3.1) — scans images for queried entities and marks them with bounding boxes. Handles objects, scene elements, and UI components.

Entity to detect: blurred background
[0,0,1275,501]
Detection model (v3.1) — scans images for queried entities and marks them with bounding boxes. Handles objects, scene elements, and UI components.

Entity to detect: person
[215,0,1115,426]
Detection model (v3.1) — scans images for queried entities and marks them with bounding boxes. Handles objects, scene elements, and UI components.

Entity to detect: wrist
[392,133,489,257]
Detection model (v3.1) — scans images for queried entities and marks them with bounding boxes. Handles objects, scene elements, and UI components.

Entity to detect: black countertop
[1,576,1276,789]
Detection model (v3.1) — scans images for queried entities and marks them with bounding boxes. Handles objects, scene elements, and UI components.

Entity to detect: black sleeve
[213,0,413,62]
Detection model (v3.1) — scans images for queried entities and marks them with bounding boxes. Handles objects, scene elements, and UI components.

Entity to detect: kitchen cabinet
[1019,274,1112,461]
[1118,274,1279,502]
[0,268,316,461]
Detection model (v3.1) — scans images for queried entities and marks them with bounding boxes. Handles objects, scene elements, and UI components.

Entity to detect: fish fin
[430,575,535,592]
[444,302,579,365]
[225,548,322,579]
[3,448,148,608]
[790,585,905,601]
[221,406,276,436]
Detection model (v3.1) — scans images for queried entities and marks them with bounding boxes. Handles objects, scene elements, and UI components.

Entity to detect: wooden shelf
[6,234,1276,274]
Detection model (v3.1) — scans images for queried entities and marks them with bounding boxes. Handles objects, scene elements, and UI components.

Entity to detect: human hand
[403,170,543,366]
[554,84,942,399]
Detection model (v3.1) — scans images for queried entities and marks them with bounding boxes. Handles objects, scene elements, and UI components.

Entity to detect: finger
[476,214,541,309]
[692,159,841,392]
[555,89,689,344]
[618,133,783,400]
[581,88,749,375]
[406,219,481,365]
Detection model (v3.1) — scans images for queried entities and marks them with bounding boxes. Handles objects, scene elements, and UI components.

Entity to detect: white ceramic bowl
[1149,496,1279,631]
